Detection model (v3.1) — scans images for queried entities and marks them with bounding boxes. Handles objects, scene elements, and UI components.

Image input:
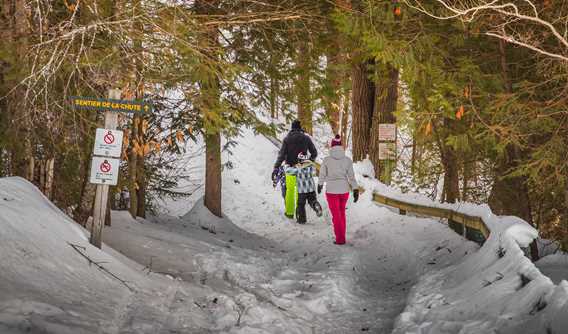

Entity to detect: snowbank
[0,177,145,333]
[350,160,568,333]
[0,177,214,334]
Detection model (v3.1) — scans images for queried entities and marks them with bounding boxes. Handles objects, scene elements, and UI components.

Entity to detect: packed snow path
[101,130,475,333]
[2,130,566,333]
[0,130,475,334]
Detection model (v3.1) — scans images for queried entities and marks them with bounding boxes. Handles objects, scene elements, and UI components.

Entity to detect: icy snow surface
[1,128,567,333]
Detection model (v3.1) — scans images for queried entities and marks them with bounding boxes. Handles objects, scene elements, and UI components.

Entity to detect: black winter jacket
[274,129,318,168]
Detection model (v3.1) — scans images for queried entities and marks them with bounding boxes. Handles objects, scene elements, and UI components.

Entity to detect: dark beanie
[331,134,342,147]
[291,120,302,130]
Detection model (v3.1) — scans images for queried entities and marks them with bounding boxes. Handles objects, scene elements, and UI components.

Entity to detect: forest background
[1,0,567,257]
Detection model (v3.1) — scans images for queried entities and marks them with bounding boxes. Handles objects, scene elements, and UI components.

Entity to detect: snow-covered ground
[1,127,567,333]
[105,129,475,333]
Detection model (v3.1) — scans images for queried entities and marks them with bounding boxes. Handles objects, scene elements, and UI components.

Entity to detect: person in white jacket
[317,135,359,245]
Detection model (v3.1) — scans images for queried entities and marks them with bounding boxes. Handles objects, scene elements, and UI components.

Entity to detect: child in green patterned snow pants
[284,173,297,218]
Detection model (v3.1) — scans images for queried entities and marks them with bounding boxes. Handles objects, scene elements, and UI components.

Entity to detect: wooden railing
[372,193,489,244]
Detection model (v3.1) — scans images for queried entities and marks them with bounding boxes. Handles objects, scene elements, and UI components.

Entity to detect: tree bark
[43,158,55,200]
[136,116,146,218]
[489,40,538,260]
[2,0,33,179]
[129,0,145,218]
[128,115,139,218]
[369,64,398,183]
[340,88,351,147]
[296,38,312,134]
[438,118,460,204]
[270,75,278,119]
[73,110,98,226]
[351,59,375,161]
[323,44,342,134]
[204,131,222,217]
[196,0,223,217]
[350,0,373,159]
[269,51,279,119]
[462,159,471,202]
[442,146,460,203]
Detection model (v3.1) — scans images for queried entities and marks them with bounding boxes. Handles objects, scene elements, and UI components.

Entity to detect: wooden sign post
[91,89,121,248]
[71,91,151,249]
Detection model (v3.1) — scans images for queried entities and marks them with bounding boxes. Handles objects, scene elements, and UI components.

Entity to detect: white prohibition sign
[94,128,123,158]
[90,156,120,185]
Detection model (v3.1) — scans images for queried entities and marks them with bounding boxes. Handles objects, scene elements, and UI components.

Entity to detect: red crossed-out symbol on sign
[100,160,112,173]
[104,131,115,144]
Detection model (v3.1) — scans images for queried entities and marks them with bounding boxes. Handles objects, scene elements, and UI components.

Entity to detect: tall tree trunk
[369,64,398,183]
[442,146,460,203]
[75,157,96,225]
[136,114,146,218]
[205,132,222,217]
[323,43,342,134]
[270,76,278,119]
[73,108,98,225]
[462,159,471,202]
[128,115,139,218]
[489,40,538,260]
[46,158,55,199]
[128,0,144,218]
[411,137,417,175]
[2,0,33,179]
[196,0,222,217]
[269,51,278,119]
[437,118,460,204]
[296,38,312,134]
[351,59,375,161]
[340,87,351,147]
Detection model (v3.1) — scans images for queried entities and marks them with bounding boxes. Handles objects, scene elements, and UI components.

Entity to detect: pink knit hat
[331,134,342,147]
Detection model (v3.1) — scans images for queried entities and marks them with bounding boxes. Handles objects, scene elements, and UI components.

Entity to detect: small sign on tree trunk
[378,142,396,160]
[378,123,397,141]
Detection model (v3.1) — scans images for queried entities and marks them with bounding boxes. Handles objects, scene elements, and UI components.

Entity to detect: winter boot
[311,200,323,217]
[306,192,323,217]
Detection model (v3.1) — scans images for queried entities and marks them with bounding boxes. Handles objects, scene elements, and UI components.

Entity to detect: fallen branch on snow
[68,242,135,292]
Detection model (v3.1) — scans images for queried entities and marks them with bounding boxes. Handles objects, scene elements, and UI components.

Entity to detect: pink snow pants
[325,193,350,244]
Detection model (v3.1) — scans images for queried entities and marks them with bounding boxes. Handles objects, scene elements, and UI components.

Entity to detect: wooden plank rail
[372,193,490,244]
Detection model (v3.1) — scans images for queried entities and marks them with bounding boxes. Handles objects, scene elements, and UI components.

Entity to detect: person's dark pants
[296,191,318,224]
[281,184,286,199]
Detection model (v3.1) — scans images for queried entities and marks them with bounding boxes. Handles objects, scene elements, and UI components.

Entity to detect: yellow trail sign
[70,96,152,113]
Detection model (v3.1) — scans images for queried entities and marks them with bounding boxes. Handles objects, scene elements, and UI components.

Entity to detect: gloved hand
[271,167,279,187]
[317,184,323,194]
[353,189,359,203]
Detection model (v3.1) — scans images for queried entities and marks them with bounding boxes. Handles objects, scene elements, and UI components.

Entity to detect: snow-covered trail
[104,129,474,333]
[2,129,566,334]
[214,130,475,332]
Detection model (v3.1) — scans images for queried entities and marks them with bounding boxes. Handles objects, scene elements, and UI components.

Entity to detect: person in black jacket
[271,120,320,223]
[273,120,318,168]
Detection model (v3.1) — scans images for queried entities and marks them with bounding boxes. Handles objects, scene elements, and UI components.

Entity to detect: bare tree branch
[403,0,568,62]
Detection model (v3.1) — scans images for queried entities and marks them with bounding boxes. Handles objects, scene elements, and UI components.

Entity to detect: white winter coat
[318,146,358,194]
